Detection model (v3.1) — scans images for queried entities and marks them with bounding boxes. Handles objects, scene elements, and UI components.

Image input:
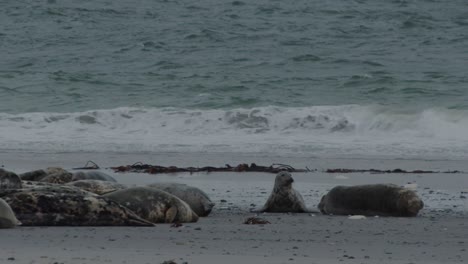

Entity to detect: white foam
[1,105,468,158]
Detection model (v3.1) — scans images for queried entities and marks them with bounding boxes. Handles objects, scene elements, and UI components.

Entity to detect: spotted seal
[318,184,424,217]
[66,180,127,195]
[103,187,199,223]
[147,183,214,217]
[260,171,309,213]
[0,198,21,228]
[0,188,153,226]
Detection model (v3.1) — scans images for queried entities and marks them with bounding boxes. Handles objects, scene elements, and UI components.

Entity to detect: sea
[1,0,468,160]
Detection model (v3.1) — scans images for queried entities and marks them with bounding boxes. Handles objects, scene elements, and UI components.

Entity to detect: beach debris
[404,183,419,190]
[243,217,271,225]
[72,160,100,170]
[334,175,349,180]
[348,215,367,220]
[111,162,310,174]
[110,162,465,175]
[170,222,183,228]
[325,168,463,174]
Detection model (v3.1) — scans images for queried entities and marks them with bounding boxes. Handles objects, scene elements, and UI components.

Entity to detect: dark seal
[318,184,424,217]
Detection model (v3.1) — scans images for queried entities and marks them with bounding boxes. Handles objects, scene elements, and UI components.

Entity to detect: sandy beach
[1,151,467,264]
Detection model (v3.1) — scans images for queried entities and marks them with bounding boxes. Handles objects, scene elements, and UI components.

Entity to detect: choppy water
[1,0,468,158]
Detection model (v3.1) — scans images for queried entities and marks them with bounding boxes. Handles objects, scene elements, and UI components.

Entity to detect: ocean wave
[1,105,468,158]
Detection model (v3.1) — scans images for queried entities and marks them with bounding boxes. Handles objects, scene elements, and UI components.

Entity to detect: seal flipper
[165,206,178,223]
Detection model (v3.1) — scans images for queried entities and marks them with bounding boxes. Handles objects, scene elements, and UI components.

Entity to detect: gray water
[1,0,468,158]
[1,0,467,113]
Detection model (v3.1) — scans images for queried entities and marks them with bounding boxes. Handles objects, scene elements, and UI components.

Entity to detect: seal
[318,184,424,217]
[147,182,215,217]
[0,169,22,189]
[103,187,199,223]
[0,188,153,226]
[66,180,127,195]
[39,167,73,184]
[19,169,47,181]
[0,198,21,228]
[259,171,309,213]
[72,171,117,182]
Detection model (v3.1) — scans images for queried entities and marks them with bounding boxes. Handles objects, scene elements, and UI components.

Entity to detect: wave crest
[1,105,468,158]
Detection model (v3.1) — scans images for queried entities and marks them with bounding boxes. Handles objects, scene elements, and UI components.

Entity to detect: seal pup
[147,182,215,217]
[0,169,22,189]
[103,187,199,223]
[1,189,153,226]
[66,180,127,195]
[0,198,21,228]
[259,171,309,213]
[72,171,117,182]
[318,184,424,217]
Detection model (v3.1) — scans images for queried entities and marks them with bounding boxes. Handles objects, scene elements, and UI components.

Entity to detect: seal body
[66,180,127,195]
[19,169,47,181]
[147,183,214,217]
[103,187,199,223]
[72,171,117,182]
[37,167,73,184]
[0,189,153,226]
[0,169,22,189]
[318,184,424,217]
[0,198,21,228]
[260,171,309,213]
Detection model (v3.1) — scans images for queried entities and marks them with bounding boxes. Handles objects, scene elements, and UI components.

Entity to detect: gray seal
[147,182,214,217]
[72,171,117,182]
[260,171,309,213]
[19,169,47,181]
[39,167,73,184]
[318,184,424,217]
[0,198,21,228]
[103,187,199,223]
[0,169,22,189]
[1,188,153,226]
[66,180,127,195]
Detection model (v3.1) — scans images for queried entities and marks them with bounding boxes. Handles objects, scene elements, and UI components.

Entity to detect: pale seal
[0,198,21,228]
[318,184,424,217]
[72,171,117,182]
[260,171,309,213]
[147,183,215,217]
[66,180,127,195]
[103,187,199,223]
[0,188,153,226]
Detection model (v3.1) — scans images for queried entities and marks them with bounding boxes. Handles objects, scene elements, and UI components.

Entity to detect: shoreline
[1,150,467,263]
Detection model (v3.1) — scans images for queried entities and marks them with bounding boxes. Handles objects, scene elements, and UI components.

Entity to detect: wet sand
[1,151,467,264]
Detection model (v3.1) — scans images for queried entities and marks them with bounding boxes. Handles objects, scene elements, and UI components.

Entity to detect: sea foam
[1,105,468,159]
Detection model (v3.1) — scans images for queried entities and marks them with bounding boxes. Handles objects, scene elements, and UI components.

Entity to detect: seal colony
[0,166,427,228]
[0,167,210,227]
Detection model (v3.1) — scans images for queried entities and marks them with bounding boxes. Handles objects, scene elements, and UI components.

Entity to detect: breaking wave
[1,105,468,159]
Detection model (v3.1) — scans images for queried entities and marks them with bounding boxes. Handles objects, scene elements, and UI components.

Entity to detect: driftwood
[72,161,100,170]
[111,163,310,174]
